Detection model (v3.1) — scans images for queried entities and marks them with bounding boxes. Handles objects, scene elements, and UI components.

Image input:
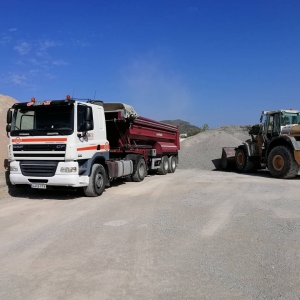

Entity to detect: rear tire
[168,156,177,173]
[83,164,107,197]
[267,146,299,179]
[132,158,147,182]
[158,156,169,175]
[235,148,256,173]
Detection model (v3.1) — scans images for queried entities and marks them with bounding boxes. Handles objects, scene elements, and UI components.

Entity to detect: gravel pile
[178,126,251,170]
[0,94,18,172]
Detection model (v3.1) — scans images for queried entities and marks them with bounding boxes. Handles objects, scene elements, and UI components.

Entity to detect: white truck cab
[7,97,120,195]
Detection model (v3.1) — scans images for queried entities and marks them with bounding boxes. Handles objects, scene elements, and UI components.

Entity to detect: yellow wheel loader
[221,110,300,179]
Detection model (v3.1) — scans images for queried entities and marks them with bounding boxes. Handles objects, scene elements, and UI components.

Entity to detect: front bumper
[9,161,89,187]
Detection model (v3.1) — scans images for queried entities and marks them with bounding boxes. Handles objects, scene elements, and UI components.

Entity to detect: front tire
[268,146,299,179]
[235,148,256,172]
[83,164,107,197]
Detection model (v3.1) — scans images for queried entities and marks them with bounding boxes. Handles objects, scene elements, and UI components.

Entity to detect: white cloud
[188,7,198,12]
[29,69,40,75]
[39,40,60,51]
[9,73,27,85]
[45,73,56,80]
[9,28,17,32]
[52,60,69,66]
[76,40,91,47]
[14,41,31,55]
[73,39,91,47]
[0,36,12,45]
[15,60,24,65]
[35,39,63,58]
[7,72,39,91]
[27,58,51,71]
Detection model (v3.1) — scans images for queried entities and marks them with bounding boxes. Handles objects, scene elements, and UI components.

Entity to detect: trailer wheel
[158,156,169,175]
[235,148,256,173]
[132,158,147,182]
[83,164,107,197]
[268,146,299,179]
[168,156,177,173]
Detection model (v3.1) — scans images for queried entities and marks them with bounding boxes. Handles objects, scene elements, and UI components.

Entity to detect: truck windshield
[281,113,300,126]
[10,105,74,136]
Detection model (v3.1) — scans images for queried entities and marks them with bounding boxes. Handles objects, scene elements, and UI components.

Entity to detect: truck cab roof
[262,110,300,115]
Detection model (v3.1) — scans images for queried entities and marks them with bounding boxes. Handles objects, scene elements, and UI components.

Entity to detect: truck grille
[20,161,58,177]
[13,144,66,151]
[14,154,64,158]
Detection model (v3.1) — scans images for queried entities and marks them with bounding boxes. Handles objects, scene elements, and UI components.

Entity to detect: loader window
[267,115,274,132]
[261,114,267,133]
[281,113,300,125]
[266,115,274,139]
[272,114,280,136]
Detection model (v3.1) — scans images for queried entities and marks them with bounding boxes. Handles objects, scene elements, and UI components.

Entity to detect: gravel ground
[1,169,300,300]
[178,126,251,170]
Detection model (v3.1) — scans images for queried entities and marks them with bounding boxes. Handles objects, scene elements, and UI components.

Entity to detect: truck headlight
[60,167,77,173]
[10,166,18,172]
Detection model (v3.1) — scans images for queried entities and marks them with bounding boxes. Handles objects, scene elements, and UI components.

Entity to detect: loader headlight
[60,167,77,173]
[10,166,18,172]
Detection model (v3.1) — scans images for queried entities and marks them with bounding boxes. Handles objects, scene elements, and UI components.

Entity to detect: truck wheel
[158,156,169,175]
[132,158,146,182]
[235,148,256,173]
[83,164,107,197]
[168,156,177,173]
[268,146,299,179]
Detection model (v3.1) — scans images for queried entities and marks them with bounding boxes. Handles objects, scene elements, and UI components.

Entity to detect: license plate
[31,184,47,189]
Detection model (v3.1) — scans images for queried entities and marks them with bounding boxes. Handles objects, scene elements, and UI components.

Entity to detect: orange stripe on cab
[77,145,109,151]
[77,146,98,151]
[12,138,67,143]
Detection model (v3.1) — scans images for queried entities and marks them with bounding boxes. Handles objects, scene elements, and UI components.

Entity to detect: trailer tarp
[103,103,139,119]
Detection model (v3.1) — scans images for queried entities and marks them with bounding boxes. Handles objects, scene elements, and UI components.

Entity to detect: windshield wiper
[14,131,34,136]
[46,131,65,135]
[32,129,68,135]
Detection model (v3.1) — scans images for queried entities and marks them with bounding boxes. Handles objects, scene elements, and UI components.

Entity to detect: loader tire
[132,158,147,182]
[83,164,107,197]
[235,148,256,173]
[267,146,299,179]
[158,156,169,175]
[168,156,177,173]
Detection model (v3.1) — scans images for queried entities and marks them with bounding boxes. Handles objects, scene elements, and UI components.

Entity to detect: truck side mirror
[84,121,94,131]
[6,124,11,133]
[85,106,93,121]
[7,110,12,124]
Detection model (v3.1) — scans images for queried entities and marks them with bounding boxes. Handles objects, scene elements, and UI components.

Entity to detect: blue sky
[0,0,299,128]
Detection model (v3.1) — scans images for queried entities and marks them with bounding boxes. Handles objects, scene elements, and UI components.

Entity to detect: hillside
[161,119,201,134]
[0,94,18,171]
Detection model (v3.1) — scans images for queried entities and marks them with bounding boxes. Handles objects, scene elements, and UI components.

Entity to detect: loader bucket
[220,147,236,170]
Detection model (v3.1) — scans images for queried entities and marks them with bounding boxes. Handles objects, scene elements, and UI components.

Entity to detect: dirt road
[1,169,300,299]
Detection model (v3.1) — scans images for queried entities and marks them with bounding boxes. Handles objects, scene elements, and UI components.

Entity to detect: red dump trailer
[104,103,180,177]
[7,98,180,197]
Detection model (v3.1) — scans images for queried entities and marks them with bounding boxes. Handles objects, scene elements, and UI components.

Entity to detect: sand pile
[0,94,18,171]
[178,126,251,170]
